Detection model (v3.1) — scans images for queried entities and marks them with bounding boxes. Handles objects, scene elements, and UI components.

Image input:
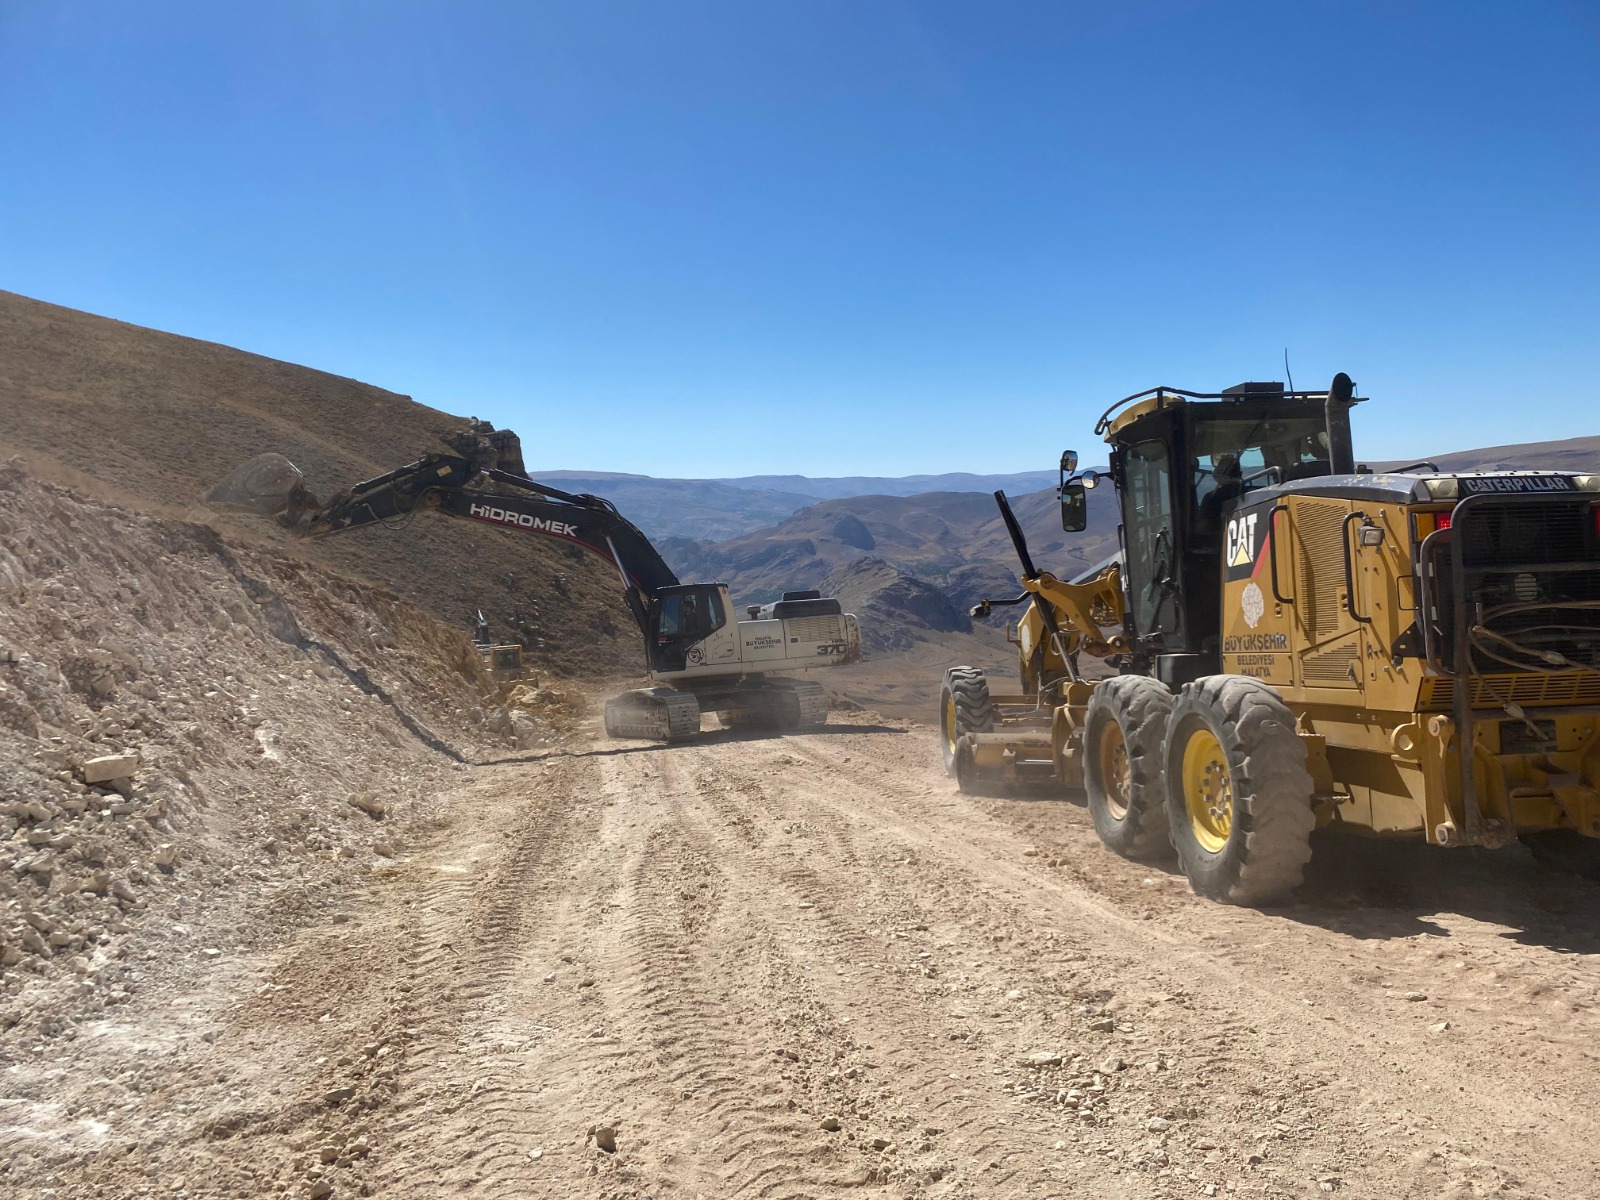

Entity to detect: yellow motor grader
[941,374,1600,904]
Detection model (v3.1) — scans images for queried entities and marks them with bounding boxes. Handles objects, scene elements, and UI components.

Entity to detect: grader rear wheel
[1083,675,1174,860]
[939,667,994,779]
[1163,675,1314,906]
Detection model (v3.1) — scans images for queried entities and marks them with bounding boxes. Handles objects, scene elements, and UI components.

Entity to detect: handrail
[1267,504,1292,605]
[1093,384,1343,436]
[1415,525,1454,673]
[1342,512,1374,625]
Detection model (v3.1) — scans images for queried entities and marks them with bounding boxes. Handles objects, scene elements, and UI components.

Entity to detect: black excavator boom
[282,453,678,637]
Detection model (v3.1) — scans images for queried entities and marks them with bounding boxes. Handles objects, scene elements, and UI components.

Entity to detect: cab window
[657,589,726,641]
[1192,417,1331,529]
[1123,438,1179,636]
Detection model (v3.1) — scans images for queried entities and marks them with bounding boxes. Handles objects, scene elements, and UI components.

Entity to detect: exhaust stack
[1326,372,1356,475]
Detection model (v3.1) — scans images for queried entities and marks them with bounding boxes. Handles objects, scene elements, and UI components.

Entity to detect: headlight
[1572,474,1600,492]
[1423,477,1459,500]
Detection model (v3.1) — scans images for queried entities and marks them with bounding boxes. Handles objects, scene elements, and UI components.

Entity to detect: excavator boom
[296,453,679,625]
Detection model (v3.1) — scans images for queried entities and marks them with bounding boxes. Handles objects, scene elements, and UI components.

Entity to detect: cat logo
[1226,512,1259,569]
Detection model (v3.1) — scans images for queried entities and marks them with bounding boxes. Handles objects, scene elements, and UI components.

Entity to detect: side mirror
[1061,478,1087,532]
[1060,449,1079,475]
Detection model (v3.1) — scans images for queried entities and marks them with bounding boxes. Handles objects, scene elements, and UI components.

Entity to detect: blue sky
[3,1,1597,477]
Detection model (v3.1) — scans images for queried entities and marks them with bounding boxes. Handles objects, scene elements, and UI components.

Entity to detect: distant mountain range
[653,435,1600,617]
[712,470,1061,500]
[661,484,1122,611]
[532,469,1060,541]
[541,437,1600,550]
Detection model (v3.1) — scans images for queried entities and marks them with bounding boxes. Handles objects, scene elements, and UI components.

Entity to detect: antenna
[1283,348,1295,394]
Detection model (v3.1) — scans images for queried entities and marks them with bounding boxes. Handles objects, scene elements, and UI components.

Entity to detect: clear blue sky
[3,1,1597,477]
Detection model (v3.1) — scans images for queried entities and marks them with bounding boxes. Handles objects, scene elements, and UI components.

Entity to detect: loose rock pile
[0,462,506,1045]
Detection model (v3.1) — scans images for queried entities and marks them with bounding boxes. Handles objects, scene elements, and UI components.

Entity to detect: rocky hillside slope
[0,290,638,676]
[0,461,570,1046]
[817,556,971,654]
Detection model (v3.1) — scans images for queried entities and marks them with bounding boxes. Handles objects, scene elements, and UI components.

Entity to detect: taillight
[1414,510,1455,539]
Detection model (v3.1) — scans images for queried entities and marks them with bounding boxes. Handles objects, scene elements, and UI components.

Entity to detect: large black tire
[1163,676,1314,905]
[1522,830,1600,880]
[939,667,994,778]
[1083,675,1175,860]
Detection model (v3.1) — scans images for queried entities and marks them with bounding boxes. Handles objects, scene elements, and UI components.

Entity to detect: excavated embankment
[0,460,526,1063]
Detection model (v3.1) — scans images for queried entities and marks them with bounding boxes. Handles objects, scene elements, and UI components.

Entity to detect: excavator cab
[648,584,730,673]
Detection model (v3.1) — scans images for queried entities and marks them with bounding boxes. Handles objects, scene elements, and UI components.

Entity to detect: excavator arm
[278,453,678,637]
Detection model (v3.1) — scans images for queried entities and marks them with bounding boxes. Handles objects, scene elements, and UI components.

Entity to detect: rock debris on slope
[0,461,529,1054]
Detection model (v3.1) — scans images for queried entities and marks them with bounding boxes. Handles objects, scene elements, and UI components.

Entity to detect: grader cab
[942,374,1600,904]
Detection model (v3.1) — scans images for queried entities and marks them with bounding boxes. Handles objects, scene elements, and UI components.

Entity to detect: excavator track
[722,678,829,732]
[603,688,701,742]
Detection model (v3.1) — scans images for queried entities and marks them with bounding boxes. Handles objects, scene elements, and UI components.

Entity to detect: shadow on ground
[475,722,908,766]
[975,779,1600,954]
[1282,832,1600,953]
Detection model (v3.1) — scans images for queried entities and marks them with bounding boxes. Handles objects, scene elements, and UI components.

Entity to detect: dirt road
[15,716,1600,1199]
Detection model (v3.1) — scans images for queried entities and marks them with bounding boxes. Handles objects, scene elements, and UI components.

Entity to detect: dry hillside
[0,290,638,677]
[534,471,818,542]
[663,485,1121,612]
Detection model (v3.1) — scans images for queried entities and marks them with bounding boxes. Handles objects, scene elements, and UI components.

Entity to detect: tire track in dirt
[720,737,1436,1189]
[633,744,1147,1197]
[369,754,614,1198]
[588,748,887,1198]
[761,728,1595,1198]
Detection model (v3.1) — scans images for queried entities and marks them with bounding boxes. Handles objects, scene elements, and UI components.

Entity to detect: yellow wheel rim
[944,692,958,755]
[1098,723,1132,820]
[1181,726,1233,853]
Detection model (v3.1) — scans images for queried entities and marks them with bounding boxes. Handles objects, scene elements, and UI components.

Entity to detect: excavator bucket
[207,453,307,517]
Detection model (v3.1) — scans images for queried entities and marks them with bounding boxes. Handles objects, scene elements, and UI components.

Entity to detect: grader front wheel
[1083,676,1174,860]
[939,667,994,781]
[1163,676,1315,905]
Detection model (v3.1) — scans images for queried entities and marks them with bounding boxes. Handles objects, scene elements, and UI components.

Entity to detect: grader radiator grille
[1418,671,1600,710]
[1427,496,1600,675]
[1303,636,1361,685]
[1295,501,1350,640]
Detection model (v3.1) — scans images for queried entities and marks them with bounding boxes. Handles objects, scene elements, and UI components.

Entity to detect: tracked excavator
[942,374,1600,904]
[214,451,861,741]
